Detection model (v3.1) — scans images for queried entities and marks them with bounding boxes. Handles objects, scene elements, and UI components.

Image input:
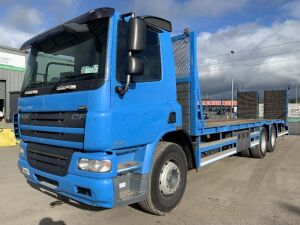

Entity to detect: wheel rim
[271,130,276,148]
[261,132,267,153]
[159,160,181,196]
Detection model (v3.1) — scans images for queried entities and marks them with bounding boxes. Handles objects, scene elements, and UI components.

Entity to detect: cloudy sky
[0,0,299,99]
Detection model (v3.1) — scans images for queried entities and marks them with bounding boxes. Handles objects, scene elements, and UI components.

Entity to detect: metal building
[0,45,26,122]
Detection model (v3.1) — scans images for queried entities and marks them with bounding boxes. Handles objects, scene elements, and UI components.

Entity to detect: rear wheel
[139,142,187,215]
[239,148,251,157]
[250,127,267,159]
[267,125,276,152]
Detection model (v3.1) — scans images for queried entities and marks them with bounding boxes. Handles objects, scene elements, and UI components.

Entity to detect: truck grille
[13,113,20,139]
[19,111,86,144]
[20,129,84,142]
[20,112,86,128]
[27,143,74,176]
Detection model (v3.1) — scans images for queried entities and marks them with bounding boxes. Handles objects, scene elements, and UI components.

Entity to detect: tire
[267,125,276,152]
[239,148,251,157]
[250,127,267,159]
[138,141,187,215]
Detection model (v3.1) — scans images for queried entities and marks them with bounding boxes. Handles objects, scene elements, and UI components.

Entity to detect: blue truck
[16,8,288,215]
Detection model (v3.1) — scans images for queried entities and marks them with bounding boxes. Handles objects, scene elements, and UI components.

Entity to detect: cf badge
[71,114,86,120]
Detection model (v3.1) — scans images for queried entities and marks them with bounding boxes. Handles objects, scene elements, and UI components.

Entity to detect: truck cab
[17,8,186,213]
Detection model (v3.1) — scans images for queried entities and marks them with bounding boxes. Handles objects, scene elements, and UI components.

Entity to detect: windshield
[21,18,109,96]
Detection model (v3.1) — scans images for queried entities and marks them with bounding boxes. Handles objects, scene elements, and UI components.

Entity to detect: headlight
[78,158,111,173]
[19,146,24,155]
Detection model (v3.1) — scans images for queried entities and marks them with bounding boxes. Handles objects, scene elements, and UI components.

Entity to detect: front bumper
[18,157,114,208]
[18,141,150,208]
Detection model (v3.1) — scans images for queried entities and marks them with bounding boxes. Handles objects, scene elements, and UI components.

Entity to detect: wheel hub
[159,161,181,196]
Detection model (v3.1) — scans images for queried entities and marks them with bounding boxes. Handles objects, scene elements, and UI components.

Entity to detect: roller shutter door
[0,81,5,99]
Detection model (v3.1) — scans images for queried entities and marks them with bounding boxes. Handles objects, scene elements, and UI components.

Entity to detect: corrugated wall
[0,45,26,121]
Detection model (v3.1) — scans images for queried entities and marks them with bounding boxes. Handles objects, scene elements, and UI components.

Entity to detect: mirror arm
[116,13,135,96]
[120,12,135,20]
[116,52,132,96]
[116,74,131,96]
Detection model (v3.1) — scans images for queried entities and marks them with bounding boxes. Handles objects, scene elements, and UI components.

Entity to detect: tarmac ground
[0,135,299,225]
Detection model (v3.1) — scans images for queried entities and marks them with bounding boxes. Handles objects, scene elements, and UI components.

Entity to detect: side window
[116,21,162,82]
[116,21,128,82]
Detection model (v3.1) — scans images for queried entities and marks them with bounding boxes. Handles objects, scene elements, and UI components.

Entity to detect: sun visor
[20,7,115,50]
[140,16,172,32]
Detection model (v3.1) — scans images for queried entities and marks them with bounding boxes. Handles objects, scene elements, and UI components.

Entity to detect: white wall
[258,103,300,118]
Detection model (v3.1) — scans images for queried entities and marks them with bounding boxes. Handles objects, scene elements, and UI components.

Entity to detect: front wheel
[139,142,187,215]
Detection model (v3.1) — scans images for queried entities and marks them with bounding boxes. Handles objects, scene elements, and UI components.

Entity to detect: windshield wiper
[50,75,84,93]
[51,73,98,93]
[22,81,46,96]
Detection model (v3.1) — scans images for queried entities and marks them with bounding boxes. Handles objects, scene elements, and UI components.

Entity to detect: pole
[221,99,223,119]
[231,51,235,119]
[296,83,298,105]
[231,75,233,118]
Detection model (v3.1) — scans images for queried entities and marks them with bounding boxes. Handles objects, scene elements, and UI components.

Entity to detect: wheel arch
[161,130,195,170]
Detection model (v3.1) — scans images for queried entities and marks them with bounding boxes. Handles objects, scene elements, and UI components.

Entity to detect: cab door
[110,20,176,149]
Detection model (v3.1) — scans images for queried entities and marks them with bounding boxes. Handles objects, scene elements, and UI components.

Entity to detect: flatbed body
[172,32,288,168]
[203,119,285,133]
[173,32,287,138]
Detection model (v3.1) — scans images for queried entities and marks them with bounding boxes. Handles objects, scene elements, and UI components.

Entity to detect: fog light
[19,146,24,155]
[21,167,30,176]
[78,158,111,173]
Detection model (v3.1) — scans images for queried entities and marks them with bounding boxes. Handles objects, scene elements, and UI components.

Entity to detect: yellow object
[0,129,20,147]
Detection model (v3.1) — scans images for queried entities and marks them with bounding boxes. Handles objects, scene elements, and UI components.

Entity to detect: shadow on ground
[278,201,300,216]
[28,181,106,212]
[39,217,66,225]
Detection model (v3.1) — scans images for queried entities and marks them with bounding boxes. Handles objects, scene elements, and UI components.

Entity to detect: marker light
[19,146,24,155]
[78,158,111,173]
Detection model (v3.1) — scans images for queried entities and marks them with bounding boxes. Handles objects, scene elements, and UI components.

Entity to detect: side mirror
[126,56,144,75]
[115,17,146,95]
[128,18,146,53]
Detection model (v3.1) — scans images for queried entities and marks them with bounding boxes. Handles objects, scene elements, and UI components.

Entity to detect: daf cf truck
[16,8,288,215]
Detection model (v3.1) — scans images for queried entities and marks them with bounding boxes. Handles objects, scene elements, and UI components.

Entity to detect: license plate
[22,167,30,176]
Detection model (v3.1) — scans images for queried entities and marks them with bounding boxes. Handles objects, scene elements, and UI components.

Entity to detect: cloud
[131,0,247,18]
[60,0,80,8]
[0,25,32,48]
[5,5,42,32]
[197,20,300,98]
[46,0,80,25]
[0,4,43,47]
[130,0,248,31]
[0,1,80,48]
[282,1,300,19]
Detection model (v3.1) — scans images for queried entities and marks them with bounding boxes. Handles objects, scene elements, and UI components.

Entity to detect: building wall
[0,45,26,121]
[202,100,237,107]
[258,103,300,118]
